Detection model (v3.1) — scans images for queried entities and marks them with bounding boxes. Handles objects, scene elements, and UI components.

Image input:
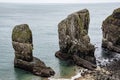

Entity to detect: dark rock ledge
[55,9,96,70]
[12,24,55,77]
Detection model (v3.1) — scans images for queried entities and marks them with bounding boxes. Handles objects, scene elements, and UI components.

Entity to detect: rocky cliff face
[55,9,96,70]
[12,24,55,77]
[102,8,120,53]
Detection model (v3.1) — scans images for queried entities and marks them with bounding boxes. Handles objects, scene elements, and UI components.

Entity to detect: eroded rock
[102,8,120,53]
[12,24,55,77]
[75,67,112,80]
[55,9,96,70]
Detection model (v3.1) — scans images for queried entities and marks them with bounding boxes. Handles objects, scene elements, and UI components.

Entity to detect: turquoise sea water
[0,3,120,80]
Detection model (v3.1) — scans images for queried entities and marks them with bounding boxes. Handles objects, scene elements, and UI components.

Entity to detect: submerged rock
[102,8,120,53]
[12,24,55,77]
[55,9,96,70]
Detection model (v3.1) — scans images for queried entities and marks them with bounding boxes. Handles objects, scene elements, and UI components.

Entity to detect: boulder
[102,8,120,53]
[12,24,55,77]
[55,9,96,70]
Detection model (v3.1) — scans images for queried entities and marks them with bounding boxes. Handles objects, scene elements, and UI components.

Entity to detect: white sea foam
[49,70,83,80]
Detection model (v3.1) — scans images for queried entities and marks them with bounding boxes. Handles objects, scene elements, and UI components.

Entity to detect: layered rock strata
[12,24,55,77]
[55,9,96,70]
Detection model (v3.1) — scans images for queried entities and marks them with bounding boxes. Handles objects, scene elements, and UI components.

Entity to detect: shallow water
[0,3,120,80]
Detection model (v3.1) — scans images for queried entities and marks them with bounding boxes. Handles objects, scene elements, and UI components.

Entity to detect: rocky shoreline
[75,58,120,80]
[75,8,120,80]
[55,8,120,80]
[11,7,120,79]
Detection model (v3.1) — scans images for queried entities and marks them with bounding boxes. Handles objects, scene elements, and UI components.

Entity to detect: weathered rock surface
[12,24,55,77]
[75,59,120,80]
[55,9,96,70]
[102,8,120,53]
[75,67,112,80]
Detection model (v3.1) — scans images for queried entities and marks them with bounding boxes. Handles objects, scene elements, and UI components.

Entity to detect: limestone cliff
[55,9,96,70]
[12,24,55,77]
[102,8,120,53]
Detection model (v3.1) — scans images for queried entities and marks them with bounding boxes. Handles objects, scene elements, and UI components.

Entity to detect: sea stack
[55,9,96,70]
[102,8,120,53]
[12,24,55,77]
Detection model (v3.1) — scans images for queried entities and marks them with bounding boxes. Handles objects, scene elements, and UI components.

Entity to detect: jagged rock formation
[102,8,120,53]
[55,9,96,70]
[12,24,55,77]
